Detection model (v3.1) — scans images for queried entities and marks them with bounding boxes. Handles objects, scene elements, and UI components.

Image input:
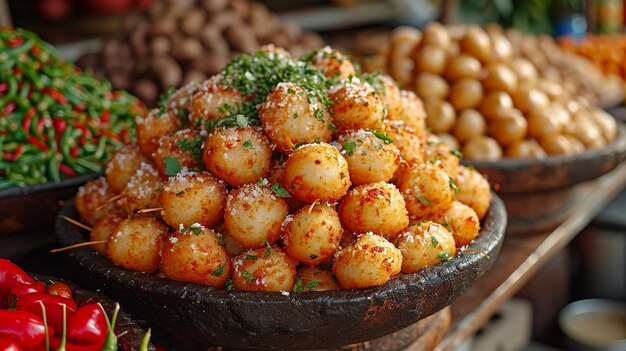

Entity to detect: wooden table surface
[433,162,626,351]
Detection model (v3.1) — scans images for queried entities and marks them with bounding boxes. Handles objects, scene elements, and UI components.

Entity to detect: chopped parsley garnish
[450,150,463,159]
[241,269,256,282]
[181,225,202,235]
[309,254,318,260]
[429,157,441,164]
[293,277,303,293]
[271,183,291,197]
[438,250,451,262]
[417,195,432,206]
[427,140,443,146]
[242,140,253,149]
[314,108,325,122]
[175,191,185,197]
[370,130,393,144]
[342,141,357,156]
[211,264,225,277]
[225,278,233,291]
[262,240,272,258]
[293,277,321,293]
[258,178,269,186]
[431,235,438,248]
[156,86,175,118]
[306,280,321,290]
[244,254,258,261]
[163,157,182,176]
[216,232,224,246]
[177,136,204,165]
[177,108,190,123]
[329,122,338,132]
[443,218,452,232]
[449,177,460,193]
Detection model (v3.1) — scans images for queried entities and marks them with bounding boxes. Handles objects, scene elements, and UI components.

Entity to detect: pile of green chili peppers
[0,27,145,189]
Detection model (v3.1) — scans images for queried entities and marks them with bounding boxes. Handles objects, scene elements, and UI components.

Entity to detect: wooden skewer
[61,215,93,232]
[50,241,107,253]
[95,194,122,211]
[136,207,164,214]
[308,200,318,214]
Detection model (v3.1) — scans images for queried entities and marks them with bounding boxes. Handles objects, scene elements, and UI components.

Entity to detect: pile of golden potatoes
[366,23,619,161]
[75,46,491,292]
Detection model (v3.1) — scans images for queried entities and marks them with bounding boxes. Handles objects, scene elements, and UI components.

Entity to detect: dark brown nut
[133,79,159,103]
[173,37,204,61]
[225,25,258,53]
[249,2,274,38]
[229,0,251,21]
[152,56,182,88]
[208,11,240,29]
[201,0,228,13]
[181,8,207,36]
[150,35,171,56]
[150,18,176,36]
[129,21,150,57]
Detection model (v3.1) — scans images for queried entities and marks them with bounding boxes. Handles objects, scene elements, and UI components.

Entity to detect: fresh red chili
[30,45,40,56]
[69,146,78,158]
[100,110,110,123]
[35,118,45,135]
[6,282,46,308]
[21,108,36,131]
[59,164,76,177]
[46,282,72,299]
[67,303,108,346]
[42,88,68,105]
[7,37,24,48]
[3,145,24,162]
[0,310,52,351]
[0,83,8,94]
[16,293,77,333]
[120,130,130,144]
[0,259,35,293]
[26,136,48,152]
[2,102,16,117]
[0,338,22,351]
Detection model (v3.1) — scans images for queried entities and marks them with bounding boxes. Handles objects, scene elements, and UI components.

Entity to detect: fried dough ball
[296,266,340,291]
[266,159,305,212]
[441,201,480,248]
[117,162,163,216]
[396,90,426,134]
[90,207,126,255]
[505,139,547,159]
[449,78,483,110]
[153,129,203,177]
[107,217,168,273]
[282,143,351,203]
[159,171,227,228]
[224,183,289,248]
[454,166,491,220]
[283,204,343,266]
[423,134,461,179]
[338,182,409,239]
[437,133,460,151]
[383,121,425,165]
[258,82,332,153]
[425,100,456,133]
[375,74,403,121]
[460,26,492,63]
[105,144,149,193]
[396,163,454,220]
[445,54,482,81]
[329,80,385,132]
[333,233,402,289]
[160,225,231,288]
[76,177,116,225]
[136,108,180,158]
[189,76,244,128]
[462,136,503,161]
[334,129,401,185]
[203,127,272,187]
[415,73,450,100]
[395,221,456,274]
[231,246,297,291]
[305,46,356,80]
[454,109,487,142]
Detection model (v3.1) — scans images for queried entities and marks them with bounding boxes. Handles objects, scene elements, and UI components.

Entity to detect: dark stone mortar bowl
[55,194,506,351]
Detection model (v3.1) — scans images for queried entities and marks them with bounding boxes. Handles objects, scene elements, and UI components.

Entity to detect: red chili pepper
[69,146,78,159]
[99,130,121,142]
[26,136,48,152]
[0,259,35,294]
[59,164,76,177]
[100,110,110,123]
[36,118,45,135]
[111,91,121,99]
[21,108,36,132]
[53,118,66,134]
[6,282,46,308]
[30,45,41,56]
[42,88,68,105]
[66,303,107,346]
[3,144,24,162]
[7,37,24,48]
[120,130,130,144]
[0,338,22,351]
[0,310,53,351]
[12,67,22,76]
[2,102,16,117]
[46,282,72,299]
[16,293,77,333]
[0,83,8,94]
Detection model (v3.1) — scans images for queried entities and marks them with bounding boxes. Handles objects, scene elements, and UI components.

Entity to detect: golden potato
[421,22,451,47]
[333,233,402,289]
[334,129,401,185]
[462,136,503,161]
[232,246,297,291]
[203,127,272,187]
[478,91,514,120]
[106,144,149,193]
[425,100,456,133]
[460,26,492,63]
[282,143,351,203]
[454,165,491,220]
[189,75,244,128]
[117,162,163,216]
[445,54,482,81]
[454,109,487,142]
[153,129,203,177]
[415,45,447,74]
[305,46,356,80]
[224,183,289,248]
[511,86,549,114]
[437,133,461,152]
[329,80,385,132]
[415,73,450,100]
[258,82,333,153]
[107,217,168,273]
[395,162,454,220]
[509,57,538,83]
[505,139,547,159]
[383,121,425,166]
[90,207,126,255]
[482,63,518,94]
[136,108,180,158]
[161,224,231,288]
[76,177,116,225]
[539,134,575,155]
[338,182,409,239]
[395,221,456,273]
[449,78,484,111]
[527,106,564,139]
[296,266,340,292]
[283,204,343,266]
[160,171,227,228]
[488,30,513,62]
[423,134,461,179]
[488,110,528,146]
[441,201,480,248]
[395,90,427,134]
[589,107,618,143]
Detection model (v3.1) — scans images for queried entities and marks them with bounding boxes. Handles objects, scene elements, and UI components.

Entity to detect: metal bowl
[55,193,506,350]
[559,299,626,351]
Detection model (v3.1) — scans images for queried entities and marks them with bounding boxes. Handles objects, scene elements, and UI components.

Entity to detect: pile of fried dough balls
[75,46,492,293]
[366,23,618,161]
